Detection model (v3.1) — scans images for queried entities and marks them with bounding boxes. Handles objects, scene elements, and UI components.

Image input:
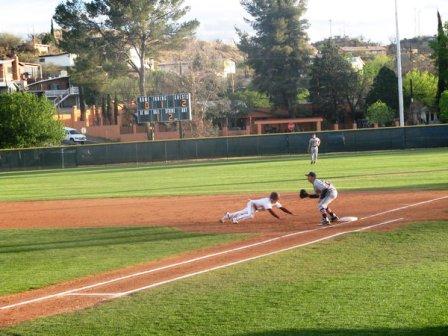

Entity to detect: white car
[64,127,87,145]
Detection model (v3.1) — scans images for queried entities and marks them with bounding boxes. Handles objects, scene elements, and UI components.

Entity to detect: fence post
[164,141,168,163]
[105,144,109,167]
[61,148,65,169]
[75,146,79,167]
[403,127,407,149]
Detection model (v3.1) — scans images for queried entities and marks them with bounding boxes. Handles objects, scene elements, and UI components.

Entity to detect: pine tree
[54,0,198,96]
[430,12,448,107]
[106,94,113,124]
[101,96,107,124]
[366,67,401,112]
[113,94,119,125]
[79,87,86,122]
[309,42,359,123]
[50,20,55,39]
[237,0,311,116]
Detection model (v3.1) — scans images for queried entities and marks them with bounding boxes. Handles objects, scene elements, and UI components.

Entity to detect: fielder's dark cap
[306,172,317,178]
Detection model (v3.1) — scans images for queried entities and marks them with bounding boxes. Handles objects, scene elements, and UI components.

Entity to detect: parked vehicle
[64,127,87,145]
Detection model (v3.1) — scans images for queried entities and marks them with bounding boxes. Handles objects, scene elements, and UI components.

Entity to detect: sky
[1,0,448,44]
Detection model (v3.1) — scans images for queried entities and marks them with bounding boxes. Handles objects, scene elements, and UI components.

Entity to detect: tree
[404,70,438,108]
[54,0,199,96]
[362,55,393,85]
[113,94,119,124]
[314,35,378,51]
[105,76,140,102]
[105,94,111,124]
[439,90,448,123]
[51,19,55,39]
[0,33,22,58]
[309,42,359,123]
[101,96,107,122]
[79,87,87,121]
[237,0,311,115]
[70,54,109,106]
[366,101,395,127]
[0,93,64,149]
[205,88,270,127]
[430,12,448,107]
[232,88,271,110]
[366,66,403,112]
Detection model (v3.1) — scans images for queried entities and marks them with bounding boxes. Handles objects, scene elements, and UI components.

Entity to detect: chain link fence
[0,125,447,171]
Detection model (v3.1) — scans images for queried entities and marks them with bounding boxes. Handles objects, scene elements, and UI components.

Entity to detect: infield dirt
[0,190,447,327]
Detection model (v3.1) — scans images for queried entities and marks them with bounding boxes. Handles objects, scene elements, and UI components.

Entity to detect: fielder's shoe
[220,212,230,224]
[319,218,331,226]
[330,215,339,223]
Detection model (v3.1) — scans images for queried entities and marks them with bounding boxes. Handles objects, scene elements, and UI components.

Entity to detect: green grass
[0,227,247,296]
[4,221,447,336]
[1,148,447,201]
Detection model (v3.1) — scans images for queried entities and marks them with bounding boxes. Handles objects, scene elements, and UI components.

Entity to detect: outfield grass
[0,227,247,296]
[0,148,447,201]
[4,221,447,336]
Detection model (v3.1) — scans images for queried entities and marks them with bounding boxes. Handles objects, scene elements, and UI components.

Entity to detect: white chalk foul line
[0,228,320,311]
[113,218,403,297]
[1,195,446,311]
[360,195,448,220]
[64,293,121,298]
[0,216,402,311]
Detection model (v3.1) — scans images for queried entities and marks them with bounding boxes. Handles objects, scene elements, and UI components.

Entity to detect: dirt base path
[0,191,447,327]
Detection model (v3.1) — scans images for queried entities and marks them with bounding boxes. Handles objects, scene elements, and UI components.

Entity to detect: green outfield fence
[0,125,447,171]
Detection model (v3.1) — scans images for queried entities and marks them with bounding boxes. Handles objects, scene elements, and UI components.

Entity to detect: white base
[338,216,359,223]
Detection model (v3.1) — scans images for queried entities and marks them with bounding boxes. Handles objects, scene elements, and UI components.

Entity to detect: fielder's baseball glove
[299,189,309,199]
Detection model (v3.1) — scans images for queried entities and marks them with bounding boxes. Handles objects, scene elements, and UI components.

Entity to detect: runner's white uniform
[313,179,338,211]
[228,198,282,223]
[309,137,321,163]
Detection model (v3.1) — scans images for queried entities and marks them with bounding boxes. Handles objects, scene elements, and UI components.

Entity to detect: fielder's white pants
[318,189,338,211]
[311,147,319,162]
[229,201,255,222]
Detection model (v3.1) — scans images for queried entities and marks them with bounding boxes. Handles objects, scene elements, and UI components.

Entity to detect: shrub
[439,90,448,123]
[366,101,396,127]
[0,93,64,149]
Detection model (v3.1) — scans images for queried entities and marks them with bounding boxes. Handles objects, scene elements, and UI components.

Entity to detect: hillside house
[39,53,77,67]
[27,76,79,111]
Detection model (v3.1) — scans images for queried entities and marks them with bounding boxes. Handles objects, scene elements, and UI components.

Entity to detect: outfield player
[308,134,321,165]
[220,192,294,224]
[300,172,339,226]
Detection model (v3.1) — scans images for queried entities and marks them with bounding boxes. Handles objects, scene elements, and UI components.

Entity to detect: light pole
[395,0,405,127]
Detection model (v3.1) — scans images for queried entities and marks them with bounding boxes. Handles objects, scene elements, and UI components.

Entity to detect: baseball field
[1,148,448,335]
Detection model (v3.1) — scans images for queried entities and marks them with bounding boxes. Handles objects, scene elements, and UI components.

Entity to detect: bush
[233,89,272,110]
[366,101,396,127]
[0,93,64,149]
[439,90,448,123]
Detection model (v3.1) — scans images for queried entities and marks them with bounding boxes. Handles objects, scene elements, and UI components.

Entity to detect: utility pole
[395,0,405,127]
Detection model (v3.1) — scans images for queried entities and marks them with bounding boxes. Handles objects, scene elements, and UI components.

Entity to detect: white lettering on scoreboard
[136,93,192,123]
